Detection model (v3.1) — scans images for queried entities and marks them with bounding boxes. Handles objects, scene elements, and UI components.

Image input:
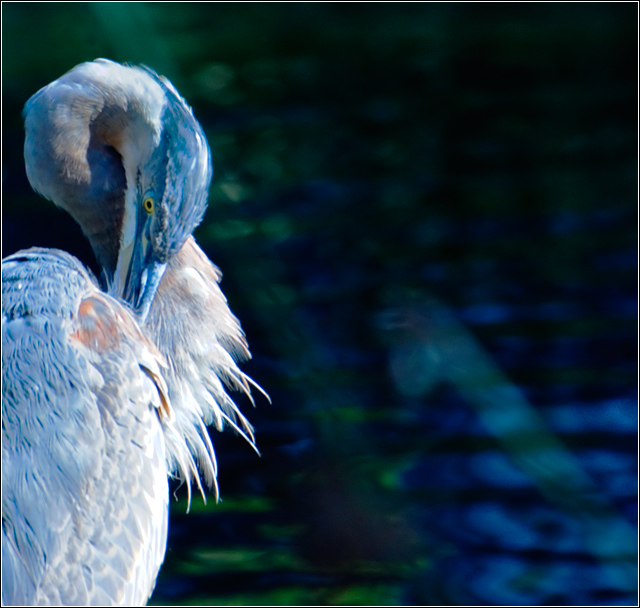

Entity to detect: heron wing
[2,249,169,606]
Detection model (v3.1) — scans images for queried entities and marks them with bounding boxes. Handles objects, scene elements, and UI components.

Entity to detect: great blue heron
[2,59,262,606]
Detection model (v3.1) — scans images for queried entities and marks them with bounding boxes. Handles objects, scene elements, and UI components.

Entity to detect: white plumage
[2,60,262,606]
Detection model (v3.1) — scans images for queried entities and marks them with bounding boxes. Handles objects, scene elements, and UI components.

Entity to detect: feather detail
[144,236,265,509]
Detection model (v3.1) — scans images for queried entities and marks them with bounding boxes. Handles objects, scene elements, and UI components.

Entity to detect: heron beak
[113,223,167,322]
[133,258,167,321]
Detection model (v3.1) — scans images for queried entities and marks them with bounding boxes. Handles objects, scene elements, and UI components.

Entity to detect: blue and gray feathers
[23,58,212,280]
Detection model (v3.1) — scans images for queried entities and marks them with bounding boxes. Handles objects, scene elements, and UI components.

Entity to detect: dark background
[2,3,637,606]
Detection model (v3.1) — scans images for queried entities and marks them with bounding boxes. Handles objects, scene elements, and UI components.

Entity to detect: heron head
[24,59,212,319]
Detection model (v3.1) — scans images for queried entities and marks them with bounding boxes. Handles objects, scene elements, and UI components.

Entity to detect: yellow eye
[143,196,154,214]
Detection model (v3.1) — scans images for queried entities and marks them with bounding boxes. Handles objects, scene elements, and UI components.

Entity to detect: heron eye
[143,197,154,214]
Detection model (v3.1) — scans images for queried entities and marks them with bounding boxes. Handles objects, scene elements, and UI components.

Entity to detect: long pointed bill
[112,223,167,321]
[134,259,167,321]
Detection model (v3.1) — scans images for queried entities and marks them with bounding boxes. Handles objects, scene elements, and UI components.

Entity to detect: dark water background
[2,3,637,606]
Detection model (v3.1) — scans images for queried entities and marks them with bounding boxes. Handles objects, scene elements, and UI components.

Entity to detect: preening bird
[2,59,262,606]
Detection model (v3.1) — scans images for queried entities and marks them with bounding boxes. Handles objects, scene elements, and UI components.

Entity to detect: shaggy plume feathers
[144,236,266,507]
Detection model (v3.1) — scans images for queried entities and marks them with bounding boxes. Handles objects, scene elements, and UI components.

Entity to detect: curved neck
[23,60,165,278]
